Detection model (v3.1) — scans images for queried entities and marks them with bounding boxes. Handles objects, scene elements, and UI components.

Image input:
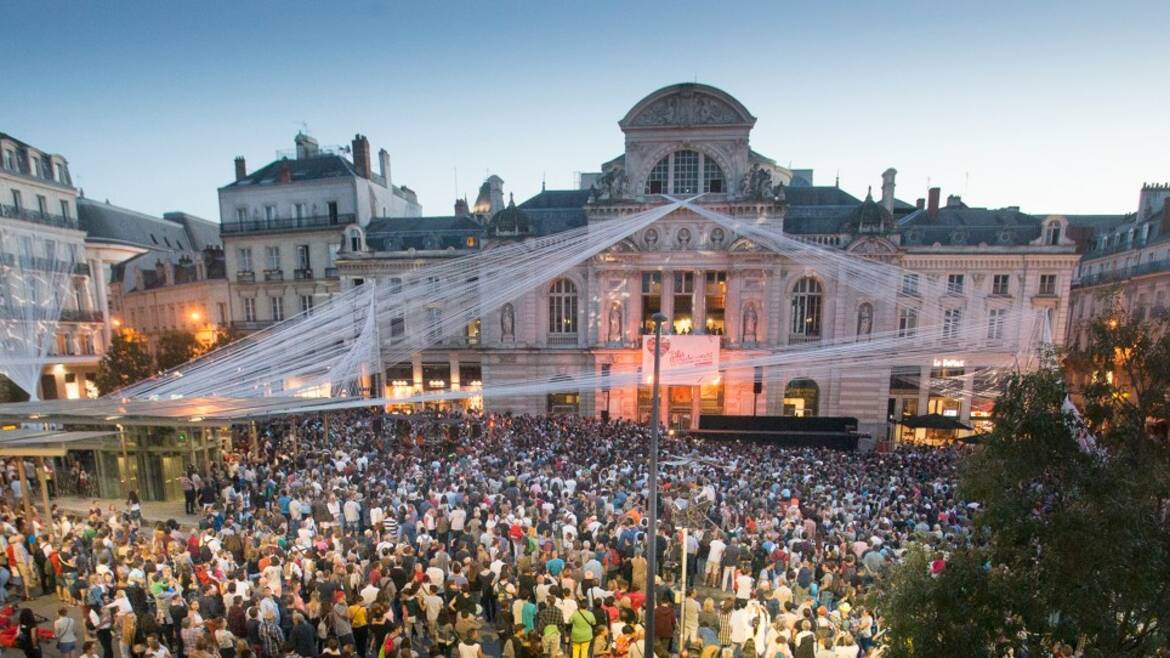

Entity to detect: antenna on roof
[963,171,970,197]
[542,171,546,192]
[454,166,459,200]
[297,120,309,135]
[835,170,840,188]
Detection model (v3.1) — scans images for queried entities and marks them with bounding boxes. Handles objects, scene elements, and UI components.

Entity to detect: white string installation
[0,223,81,400]
[112,194,1050,420]
[118,199,690,401]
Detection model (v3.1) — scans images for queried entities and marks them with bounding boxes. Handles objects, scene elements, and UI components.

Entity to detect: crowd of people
[0,410,976,658]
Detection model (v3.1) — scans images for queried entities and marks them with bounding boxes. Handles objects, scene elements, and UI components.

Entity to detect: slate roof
[897,206,1044,246]
[78,198,219,251]
[519,189,590,236]
[220,155,357,189]
[365,215,484,251]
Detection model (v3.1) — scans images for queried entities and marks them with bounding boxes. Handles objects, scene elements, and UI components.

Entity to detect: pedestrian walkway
[51,495,200,527]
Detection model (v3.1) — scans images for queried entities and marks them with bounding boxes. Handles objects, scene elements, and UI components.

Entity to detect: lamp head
[651,312,668,324]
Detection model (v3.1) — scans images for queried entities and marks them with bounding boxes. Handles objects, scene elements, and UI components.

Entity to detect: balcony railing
[264,269,284,282]
[324,267,339,279]
[220,213,356,235]
[231,320,275,332]
[1074,258,1170,288]
[294,268,313,280]
[547,333,578,346]
[236,270,256,283]
[60,309,104,323]
[0,203,80,230]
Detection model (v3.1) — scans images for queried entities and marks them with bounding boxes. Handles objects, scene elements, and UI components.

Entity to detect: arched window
[790,277,823,337]
[548,278,578,335]
[783,379,819,417]
[644,150,726,195]
[347,228,362,252]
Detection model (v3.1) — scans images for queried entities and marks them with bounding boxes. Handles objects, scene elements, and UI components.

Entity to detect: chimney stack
[378,148,391,185]
[927,187,941,218]
[352,134,371,179]
[234,156,247,182]
[454,198,470,216]
[1161,197,1170,236]
[946,194,963,208]
[880,168,897,213]
[916,198,925,210]
[279,160,292,184]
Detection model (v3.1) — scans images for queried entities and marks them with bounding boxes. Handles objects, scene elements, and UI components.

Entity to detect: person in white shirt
[706,536,726,588]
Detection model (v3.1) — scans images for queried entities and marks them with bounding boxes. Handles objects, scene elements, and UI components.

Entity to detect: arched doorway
[783,378,819,417]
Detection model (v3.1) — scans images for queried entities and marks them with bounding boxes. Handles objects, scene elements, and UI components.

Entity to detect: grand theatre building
[339,83,1079,442]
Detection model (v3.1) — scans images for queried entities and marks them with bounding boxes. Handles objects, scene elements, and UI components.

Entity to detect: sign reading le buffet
[641,335,721,386]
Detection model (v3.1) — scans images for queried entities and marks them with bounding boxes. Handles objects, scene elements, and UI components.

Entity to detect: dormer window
[644,150,725,195]
[1045,221,1061,246]
[348,228,362,252]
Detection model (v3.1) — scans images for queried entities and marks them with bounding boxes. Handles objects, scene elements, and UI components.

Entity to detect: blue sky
[4,0,1168,220]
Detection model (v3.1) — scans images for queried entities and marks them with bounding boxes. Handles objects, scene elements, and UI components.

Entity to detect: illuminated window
[790,277,822,337]
[548,278,578,334]
[704,271,727,335]
[641,272,662,333]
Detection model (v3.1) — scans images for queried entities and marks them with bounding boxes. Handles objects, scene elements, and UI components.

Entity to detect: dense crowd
[0,411,975,658]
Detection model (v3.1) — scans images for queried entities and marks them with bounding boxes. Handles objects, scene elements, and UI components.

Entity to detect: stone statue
[742,303,758,343]
[739,164,775,201]
[607,303,623,343]
[857,303,873,338]
[501,303,515,340]
[591,165,627,201]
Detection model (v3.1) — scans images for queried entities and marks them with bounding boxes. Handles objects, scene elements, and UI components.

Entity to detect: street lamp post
[644,311,667,658]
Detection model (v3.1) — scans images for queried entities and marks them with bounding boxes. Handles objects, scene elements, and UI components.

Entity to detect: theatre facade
[339,83,1079,442]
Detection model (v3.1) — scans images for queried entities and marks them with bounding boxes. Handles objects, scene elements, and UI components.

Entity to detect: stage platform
[689,415,862,450]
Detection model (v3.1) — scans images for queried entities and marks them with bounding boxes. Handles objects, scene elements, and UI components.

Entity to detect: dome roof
[487,195,533,238]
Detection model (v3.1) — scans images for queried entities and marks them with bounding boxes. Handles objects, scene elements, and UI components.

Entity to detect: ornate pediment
[846,236,899,256]
[620,83,756,129]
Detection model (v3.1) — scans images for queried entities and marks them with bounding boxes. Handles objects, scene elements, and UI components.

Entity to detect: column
[92,258,112,346]
[917,365,931,417]
[661,270,674,332]
[959,368,975,426]
[694,271,707,334]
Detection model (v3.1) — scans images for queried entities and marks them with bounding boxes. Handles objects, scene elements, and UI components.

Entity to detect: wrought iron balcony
[0,203,79,230]
[220,213,356,235]
[263,269,284,282]
[60,309,104,323]
[236,270,256,283]
[324,267,339,279]
[294,268,313,280]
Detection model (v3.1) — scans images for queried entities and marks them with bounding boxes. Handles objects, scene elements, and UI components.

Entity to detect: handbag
[317,618,329,640]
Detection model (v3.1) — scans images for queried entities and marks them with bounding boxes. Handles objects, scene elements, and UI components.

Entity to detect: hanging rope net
[0,223,81,401]
[108,195,1050,418]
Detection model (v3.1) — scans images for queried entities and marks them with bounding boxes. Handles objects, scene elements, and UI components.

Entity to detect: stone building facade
[0,133,124,400]
[337,84,1080,441]
[220,132,421,333]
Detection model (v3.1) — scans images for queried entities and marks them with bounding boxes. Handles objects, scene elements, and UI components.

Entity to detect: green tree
[879,312,1170,657]
[204,325,244,353]
[155,329,201,371]
[96,331,154,394]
